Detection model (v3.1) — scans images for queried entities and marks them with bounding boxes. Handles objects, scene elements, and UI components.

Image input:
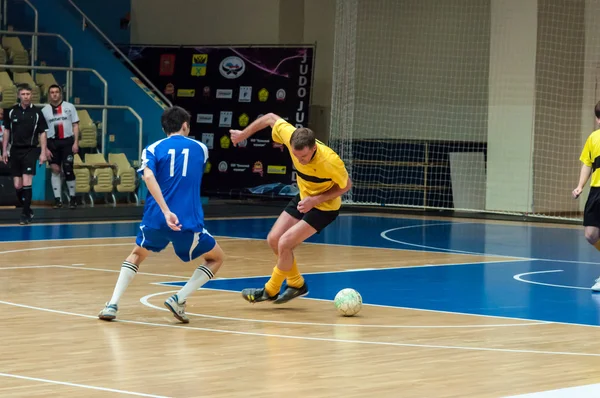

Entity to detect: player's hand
[164,211,182,231]
[1,153,7,164]
[229,129,245,146]
[297,196,318,213]
[39,152,47,165]
[46,149,53,160]
[72,142,79,154]
[573,186,583,199]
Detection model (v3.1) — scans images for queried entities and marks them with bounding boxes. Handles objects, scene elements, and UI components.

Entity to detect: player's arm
[229,113,281,146]
[574,139,594,199]
[71,104,80,153]
[37,110,48,163]
[298,177,353,213]
[2,109,10,162]
[142,167,182,231]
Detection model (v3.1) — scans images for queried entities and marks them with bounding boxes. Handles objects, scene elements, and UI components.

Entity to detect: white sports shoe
[98,303,118,321]
[164,294,189,323]
[592,278,600,292]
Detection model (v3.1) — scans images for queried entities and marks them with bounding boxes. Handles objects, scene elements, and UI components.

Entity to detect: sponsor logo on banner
[276,89,286,101]
[220,135,231,149]
[250,138,269,148]
[164,83,175,95]
[159,54,175,76]
[204,161,212,174]
[191,54,208,76]
[239,86,252,102]
[196,114,213,124]
[258,88,269,102]
[267,165,286,174]
[238,113,249,127]
[203,86,210,97]
[220,56,245,79]
[231,163,250,172]
[219,111,232,127]
[216,89,233,99]
[253,161,264,177]
[296,51,309,127]
[177,89,195,97]
[272,142,284,152]
[201,133,214,149]
[238,139,247,148]
[218,161,228,172]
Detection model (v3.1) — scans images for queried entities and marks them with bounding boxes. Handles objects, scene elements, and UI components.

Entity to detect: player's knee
[585,230,600,245]
[277,234,297,253]
[62,155,75,181]
[267,231,280,251]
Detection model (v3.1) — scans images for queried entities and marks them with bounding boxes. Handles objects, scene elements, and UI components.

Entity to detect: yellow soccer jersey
[272,119,349,211]
[580,129,600,187]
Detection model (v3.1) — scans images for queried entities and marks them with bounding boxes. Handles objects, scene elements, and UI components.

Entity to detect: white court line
[380,223,600,265]
[0,299,596,358]
[514,270,592,291]
[0,265,58,270]
[139,290,550,329]
[504,382,600,397]
[0,372,169,398]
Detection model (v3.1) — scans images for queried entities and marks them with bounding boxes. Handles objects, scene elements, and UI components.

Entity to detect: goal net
[329,0,599,221]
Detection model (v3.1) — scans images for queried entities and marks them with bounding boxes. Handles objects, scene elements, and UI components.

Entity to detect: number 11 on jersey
[168,148,189,177]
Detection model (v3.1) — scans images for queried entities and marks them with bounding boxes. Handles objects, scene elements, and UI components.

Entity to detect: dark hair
[48,84,62,93]
[290,127,316,150]
[595,101,600,119]
[17,83,32,93]
[161,106,191,135]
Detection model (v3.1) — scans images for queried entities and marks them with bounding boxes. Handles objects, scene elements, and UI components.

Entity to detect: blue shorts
[136,225,216,262]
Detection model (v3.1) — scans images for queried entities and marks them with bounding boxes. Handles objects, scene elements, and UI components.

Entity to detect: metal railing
[74,104,143,162]
[66,0,172,108]
[1,64,108,144]
[1,0,38,66]
[0,30,74,100]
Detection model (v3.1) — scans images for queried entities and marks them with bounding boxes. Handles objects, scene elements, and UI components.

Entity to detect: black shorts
[9,146,39,177]
[584,187,600,227]
[284,194,339,233]
[47,136,74,166]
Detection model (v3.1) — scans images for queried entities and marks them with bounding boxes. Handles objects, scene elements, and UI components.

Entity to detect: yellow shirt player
[574,103,600,291]
[229,113,352,304]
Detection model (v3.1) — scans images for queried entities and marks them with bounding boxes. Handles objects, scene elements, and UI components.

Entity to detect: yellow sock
[286,259,305,289]
[265,266,288,297]
[594,241,600,252]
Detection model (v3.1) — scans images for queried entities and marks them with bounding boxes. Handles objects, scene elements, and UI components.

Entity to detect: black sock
[22,185,32,215]
[15,188,24,206]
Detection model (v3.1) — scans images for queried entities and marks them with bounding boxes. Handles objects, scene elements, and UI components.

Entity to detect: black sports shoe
[69,196,77,209]
[273,283,309,305]
[241,287,278,303]
[53,198,63,209]
[19,213,29,225]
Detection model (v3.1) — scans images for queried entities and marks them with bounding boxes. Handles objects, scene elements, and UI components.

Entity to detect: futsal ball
[334,288,362,316]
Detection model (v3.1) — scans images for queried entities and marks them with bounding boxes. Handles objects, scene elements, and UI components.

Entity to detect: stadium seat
[85,153,116,206]
[2,36,29,65]
[12,72,40,103]
[108,153,139,204]
[77,110,98,150]
[73,153,94,206]
[0,71,17,108]
[35,73,59,101]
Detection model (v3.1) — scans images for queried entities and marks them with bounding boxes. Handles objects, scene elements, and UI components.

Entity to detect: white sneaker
[98,302,118,321]
[164,294,189,323]
[592,278,600,292]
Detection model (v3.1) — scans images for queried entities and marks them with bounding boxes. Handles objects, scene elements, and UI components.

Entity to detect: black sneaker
[69,196,77,209]
[273,283,309,305]
[241,287,278,303]
[53,198,63,209]
[19,213,29,225]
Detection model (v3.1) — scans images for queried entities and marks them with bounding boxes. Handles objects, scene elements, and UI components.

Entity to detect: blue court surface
[4,215,600,327]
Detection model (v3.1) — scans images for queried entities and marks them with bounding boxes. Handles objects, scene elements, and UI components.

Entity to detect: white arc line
[514,270,592,290]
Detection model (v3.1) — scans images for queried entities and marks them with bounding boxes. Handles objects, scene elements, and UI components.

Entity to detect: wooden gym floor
[1,214,600,397]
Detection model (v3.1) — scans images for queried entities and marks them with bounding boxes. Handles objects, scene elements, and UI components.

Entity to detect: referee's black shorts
[584,187,600,227]
[9,146,39,177]
[284,194,339,233]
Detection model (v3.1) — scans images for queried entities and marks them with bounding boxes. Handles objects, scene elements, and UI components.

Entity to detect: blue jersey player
[98,106,224,323]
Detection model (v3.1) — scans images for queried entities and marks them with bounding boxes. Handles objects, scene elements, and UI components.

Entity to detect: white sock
[51,173,62,199]
[176,265,214,303]
[66,180,76,197]
[109,261,139,305]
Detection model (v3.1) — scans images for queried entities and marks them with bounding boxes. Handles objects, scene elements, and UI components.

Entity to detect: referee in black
[1,84,48,225]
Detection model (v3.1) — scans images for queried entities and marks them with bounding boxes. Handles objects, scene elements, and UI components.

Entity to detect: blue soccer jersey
[138,135,208,232]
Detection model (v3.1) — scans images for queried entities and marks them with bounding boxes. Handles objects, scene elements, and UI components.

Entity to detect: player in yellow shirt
[229,113,352,304]
[573,102,600,291]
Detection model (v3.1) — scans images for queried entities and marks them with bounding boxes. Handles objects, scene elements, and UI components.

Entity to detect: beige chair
[2,37,28,66]
[73,153,94,206]
[85,153,116,206]
[108,153,138,204]
[0,47,7,72]
[12,72,40,104]
[0,71,17,108]
[35,73,59,101]
[77,110,98,150]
